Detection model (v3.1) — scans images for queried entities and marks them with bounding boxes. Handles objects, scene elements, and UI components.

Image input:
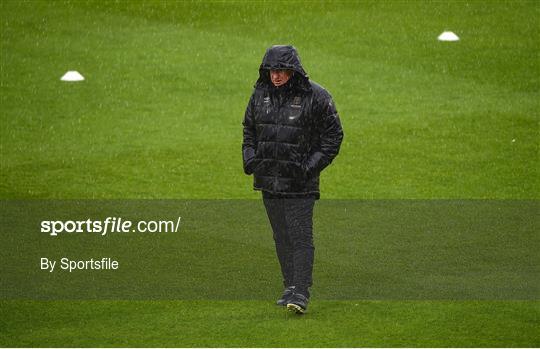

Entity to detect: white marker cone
[438,31,460,41]
[61,71,85,81]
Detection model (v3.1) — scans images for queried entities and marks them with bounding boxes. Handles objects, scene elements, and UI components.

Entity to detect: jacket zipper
[273,94,279,191]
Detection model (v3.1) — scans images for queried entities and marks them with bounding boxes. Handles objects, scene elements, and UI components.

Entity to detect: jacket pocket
[253,159,264,176]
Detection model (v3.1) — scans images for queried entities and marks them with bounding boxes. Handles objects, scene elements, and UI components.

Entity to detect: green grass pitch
[1,0,538,347]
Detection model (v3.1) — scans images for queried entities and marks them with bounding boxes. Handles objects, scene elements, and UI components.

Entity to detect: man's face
[270,69,293,87]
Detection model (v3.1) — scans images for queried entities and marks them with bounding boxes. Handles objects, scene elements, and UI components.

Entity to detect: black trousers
[262,192,316,297]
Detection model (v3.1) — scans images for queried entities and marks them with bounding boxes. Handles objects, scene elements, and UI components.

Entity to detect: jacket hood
[255,45,311,91]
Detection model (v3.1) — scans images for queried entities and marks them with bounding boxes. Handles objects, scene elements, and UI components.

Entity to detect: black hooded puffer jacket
[242,45,344,198]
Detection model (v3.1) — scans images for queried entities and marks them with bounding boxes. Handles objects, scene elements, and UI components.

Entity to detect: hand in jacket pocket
[245,158,262,175]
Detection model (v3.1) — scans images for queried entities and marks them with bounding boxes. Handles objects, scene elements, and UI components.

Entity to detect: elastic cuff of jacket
[306,151,328,176]
[243,148,256,174]
[244,159,255,175]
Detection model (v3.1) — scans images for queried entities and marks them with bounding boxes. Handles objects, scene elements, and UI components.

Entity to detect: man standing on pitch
[242,45,344,314]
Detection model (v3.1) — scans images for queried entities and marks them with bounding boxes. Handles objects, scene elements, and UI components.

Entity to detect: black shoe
[286,293,309,314]
[276,286,295,306]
